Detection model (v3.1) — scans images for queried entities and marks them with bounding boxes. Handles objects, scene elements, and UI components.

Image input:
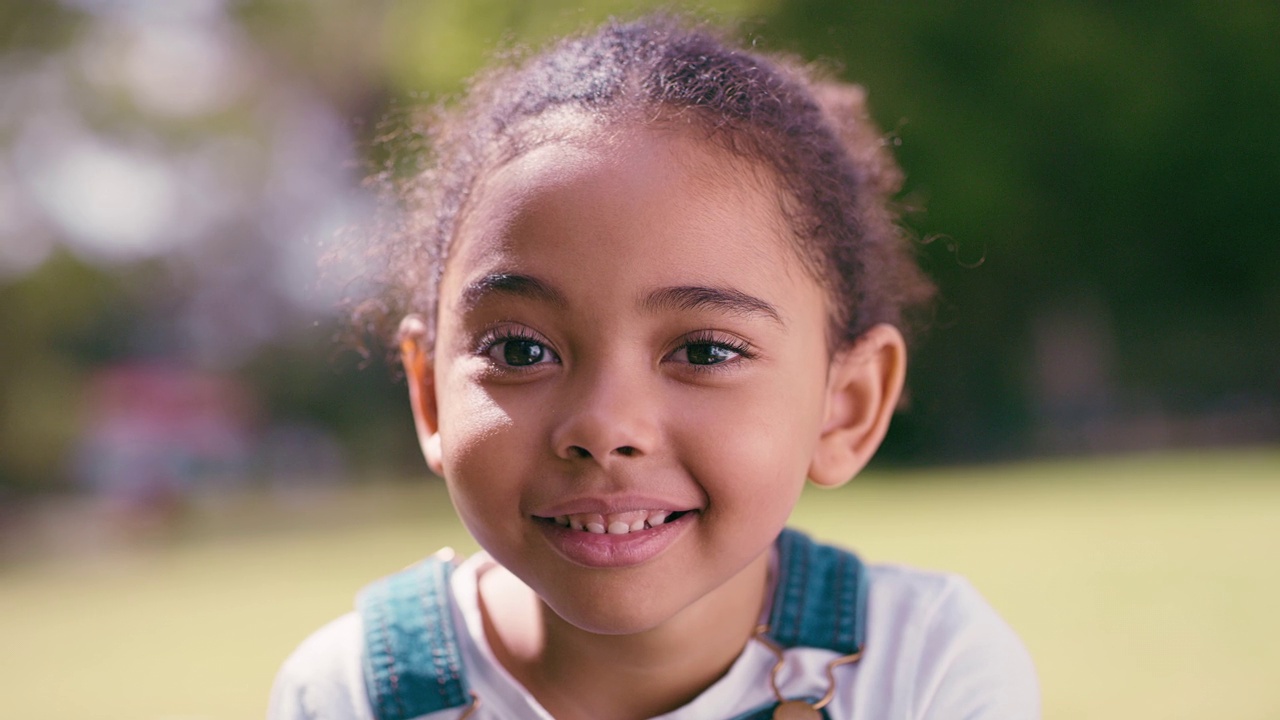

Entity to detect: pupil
[504,339,543,366]
[688,344,732,365]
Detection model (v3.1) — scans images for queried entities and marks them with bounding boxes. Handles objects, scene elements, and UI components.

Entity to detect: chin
[540,582,681,636]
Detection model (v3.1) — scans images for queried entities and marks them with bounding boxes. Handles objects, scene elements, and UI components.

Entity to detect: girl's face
[415,125,852,635]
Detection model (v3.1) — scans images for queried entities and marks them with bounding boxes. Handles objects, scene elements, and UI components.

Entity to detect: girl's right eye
[479,330,559,368]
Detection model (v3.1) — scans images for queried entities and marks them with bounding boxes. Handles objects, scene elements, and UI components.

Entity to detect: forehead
[446,124,810,291]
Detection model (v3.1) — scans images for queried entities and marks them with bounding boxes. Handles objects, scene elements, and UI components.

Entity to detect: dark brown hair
[346,14,934,356]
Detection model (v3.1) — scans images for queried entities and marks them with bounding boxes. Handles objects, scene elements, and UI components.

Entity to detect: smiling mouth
[535,510,691,535]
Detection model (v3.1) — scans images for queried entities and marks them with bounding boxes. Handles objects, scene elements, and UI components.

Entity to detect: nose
[550,364,658,464]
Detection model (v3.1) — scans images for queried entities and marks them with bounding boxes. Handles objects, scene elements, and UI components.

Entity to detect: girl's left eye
[681,343,738,365]
[669,335,753,367]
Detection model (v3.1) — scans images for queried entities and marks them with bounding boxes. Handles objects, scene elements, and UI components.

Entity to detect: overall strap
[767,528,868,656]
[733,530,868,719]
[358,551,472,720]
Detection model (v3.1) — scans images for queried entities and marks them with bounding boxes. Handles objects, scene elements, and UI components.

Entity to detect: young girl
[271,15,1038,720]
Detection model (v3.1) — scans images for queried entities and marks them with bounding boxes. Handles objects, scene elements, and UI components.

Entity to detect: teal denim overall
[358,528,868,720]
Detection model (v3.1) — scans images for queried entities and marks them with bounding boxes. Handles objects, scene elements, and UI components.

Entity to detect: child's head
[366,16,934,635]
[369,15,932,355]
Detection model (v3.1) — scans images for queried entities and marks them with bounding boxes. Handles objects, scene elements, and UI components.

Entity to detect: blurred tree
[2,0,1277,494]
[0,252,154,490]
[765,0,1280,459]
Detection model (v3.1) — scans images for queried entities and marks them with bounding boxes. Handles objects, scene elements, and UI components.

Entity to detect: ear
[808,324,907,488]
[400,314,444,476]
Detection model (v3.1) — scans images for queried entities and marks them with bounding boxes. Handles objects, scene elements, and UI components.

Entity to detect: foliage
[0,253,155,490]
[1,1,1276,490]
[761,0,1280,459]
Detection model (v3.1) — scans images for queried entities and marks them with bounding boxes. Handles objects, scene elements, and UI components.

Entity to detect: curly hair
[344,14,934,357]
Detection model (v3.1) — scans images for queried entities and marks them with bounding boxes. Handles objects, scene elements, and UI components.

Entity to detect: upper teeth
[556,510,673,534]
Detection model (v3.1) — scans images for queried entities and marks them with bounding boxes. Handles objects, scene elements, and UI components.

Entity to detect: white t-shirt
[270,550,1039,720]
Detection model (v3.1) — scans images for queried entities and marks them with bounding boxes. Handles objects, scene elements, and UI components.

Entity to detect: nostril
[561,444,641,460]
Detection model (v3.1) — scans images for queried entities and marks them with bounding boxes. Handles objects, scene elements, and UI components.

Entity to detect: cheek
[436,373,525,522]
[693,402,819,464]
[674,369,827,503]
[439,377,513,466]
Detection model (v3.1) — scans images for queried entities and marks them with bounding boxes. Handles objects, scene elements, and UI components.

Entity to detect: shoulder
[268,613,372,720]
[862,564,1041,720]
[268,551,488,720]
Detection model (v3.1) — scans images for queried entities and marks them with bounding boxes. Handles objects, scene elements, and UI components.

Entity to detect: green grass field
[1,448,1277,719]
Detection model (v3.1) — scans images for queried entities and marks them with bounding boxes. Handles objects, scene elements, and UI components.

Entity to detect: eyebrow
[641,285,784,325]
[458,273,565,312]
[458,274,783,325]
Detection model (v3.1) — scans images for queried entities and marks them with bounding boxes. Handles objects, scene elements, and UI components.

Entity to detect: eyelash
[472,327,756,371]
[669,331,756,369]
[474,326,559,369]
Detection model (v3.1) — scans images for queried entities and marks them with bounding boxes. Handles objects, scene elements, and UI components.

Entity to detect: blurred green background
[0,1,1277,718]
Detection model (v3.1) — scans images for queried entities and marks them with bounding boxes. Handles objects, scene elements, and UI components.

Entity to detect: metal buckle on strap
[457,691,480,720]
[753,625,863,720]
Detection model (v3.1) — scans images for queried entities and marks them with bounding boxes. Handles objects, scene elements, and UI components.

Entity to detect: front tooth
[563,510,670,533]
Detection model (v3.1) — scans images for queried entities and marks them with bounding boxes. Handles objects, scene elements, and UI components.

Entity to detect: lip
[535,510,695,569]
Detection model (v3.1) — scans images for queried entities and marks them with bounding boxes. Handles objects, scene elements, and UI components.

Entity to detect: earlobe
[399,315,444,476]
[808,324,907,488]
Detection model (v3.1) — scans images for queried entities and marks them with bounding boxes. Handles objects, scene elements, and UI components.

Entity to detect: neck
[480,554,770,720]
